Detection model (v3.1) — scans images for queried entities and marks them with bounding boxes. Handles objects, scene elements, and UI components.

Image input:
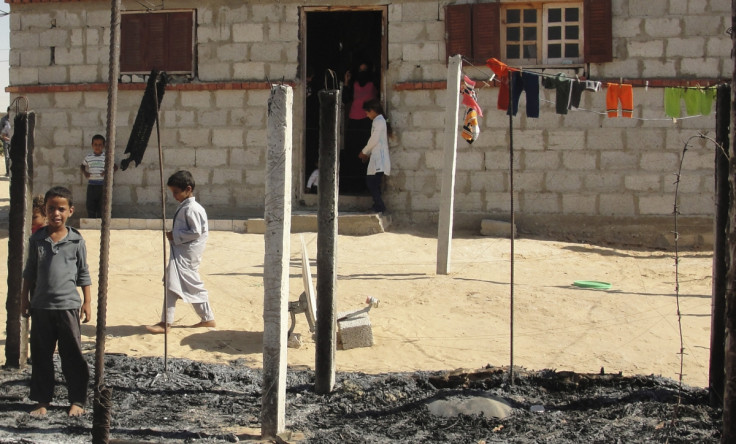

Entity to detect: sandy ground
[0,179,714,389]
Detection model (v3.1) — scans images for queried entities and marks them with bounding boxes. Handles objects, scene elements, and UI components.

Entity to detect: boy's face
[91,138,104,155]
[45,196,73,229]
[169,185,193,203]
[32,209,46,228]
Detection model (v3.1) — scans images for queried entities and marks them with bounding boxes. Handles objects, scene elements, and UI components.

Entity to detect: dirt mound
[0,355,721,443]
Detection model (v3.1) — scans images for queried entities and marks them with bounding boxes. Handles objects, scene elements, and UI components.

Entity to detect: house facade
[5,0,731,245]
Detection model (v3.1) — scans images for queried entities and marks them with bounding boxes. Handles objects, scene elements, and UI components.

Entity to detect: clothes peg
[645,80,648,91]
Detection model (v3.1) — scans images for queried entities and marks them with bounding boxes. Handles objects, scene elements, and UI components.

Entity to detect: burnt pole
[315,89,340,394]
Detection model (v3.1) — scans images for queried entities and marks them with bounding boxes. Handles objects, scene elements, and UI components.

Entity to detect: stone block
[127,218,147,230]
[232,23,264,42]
[562,194,597,215]
[638,195,673,215]
[599,193,635,216]
[401,130,435,150]
[198,26,230,43]
[268,22,299,42]
[456,152,484,171]
[10,67,39,85]
[55,47,84,65]
[521,192,560,214]
[79,218,101,230]
[480,219,515,237]
[110,218,130,229]
[20,48,51,67]
[562,152,596,170]
[625,174,663,192]
[403,2,440,21]
[40,28,69,47]
[234,62,266,80]
[338,308,374,350]
[11,31,41,49]
[545,171,582,192]
[680,58,720,77]
[548,130,585,150]
[215,90,246,108]
[199,110,230,128]
[627,40,664,58]
[210,219,235,231]
[389,22,423,43]
[402,42,439,62]
[181,91,213,108]
[230,148,262,166]
[212,128,244,148]
[523,151,560,170]
[600,152,638,170]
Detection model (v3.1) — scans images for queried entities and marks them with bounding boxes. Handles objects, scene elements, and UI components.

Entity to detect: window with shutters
[120,10,195,75]
[446,0,611,67]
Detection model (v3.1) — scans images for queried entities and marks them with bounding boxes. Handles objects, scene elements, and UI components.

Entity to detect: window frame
[445,0,611,67]
[120,9,196,75]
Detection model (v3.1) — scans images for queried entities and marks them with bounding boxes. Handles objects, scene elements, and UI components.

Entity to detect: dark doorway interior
[305,10,383,196]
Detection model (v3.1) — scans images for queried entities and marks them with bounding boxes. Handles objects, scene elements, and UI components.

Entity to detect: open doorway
[304,8,385,196]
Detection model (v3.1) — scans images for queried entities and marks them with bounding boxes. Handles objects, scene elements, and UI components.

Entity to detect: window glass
[506,9,520,23]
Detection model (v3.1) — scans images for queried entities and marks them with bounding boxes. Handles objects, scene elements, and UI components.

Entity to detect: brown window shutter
[120,14,145,72]
[472,3,500,64]
[146,14,167,71]
[121,11,195,74]
[445,4,472,62]
[166,12,194,72]
[584,0,612,63]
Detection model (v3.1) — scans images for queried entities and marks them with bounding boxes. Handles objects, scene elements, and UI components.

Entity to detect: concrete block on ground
[79,218,101,230]
[110,218,130,229]
[210,219,234,231]
[480,219,516,238]
[129,218,148,230]
[337,308,374,350]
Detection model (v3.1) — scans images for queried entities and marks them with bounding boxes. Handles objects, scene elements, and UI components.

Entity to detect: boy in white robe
[146,170,215,333]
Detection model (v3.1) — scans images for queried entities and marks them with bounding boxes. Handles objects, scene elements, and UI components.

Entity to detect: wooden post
[5,110,34,369]
[711,84,729,407]
[315,89,339,394]
[92,1,120,442]
[436,54,462,275]
[723,3,736,440]
[261,84,292,438]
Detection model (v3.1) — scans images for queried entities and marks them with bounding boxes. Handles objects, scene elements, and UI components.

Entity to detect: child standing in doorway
[147,170,215,334]
[358,98,391,213]
[21,186,92,417]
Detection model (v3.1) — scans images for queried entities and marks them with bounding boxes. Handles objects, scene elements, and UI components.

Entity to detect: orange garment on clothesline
[606,83,633,118]
[486,58,519,112]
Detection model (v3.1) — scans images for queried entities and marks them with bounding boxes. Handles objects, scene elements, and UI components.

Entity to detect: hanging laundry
[664,87,684,118]
[541,73,572,115]
[508,71,540,118]
[684,88,716,116]
[460,75,483,117]
[486,58,518,112]
[605,83,633,118]
[460,75,481,144]
[569,80,601,110]
[462,108,480,144]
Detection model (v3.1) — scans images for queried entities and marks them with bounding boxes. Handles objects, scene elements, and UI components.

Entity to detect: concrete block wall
[7,0,730,241]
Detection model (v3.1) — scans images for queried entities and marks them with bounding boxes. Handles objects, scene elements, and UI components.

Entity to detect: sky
[0,10,9,111]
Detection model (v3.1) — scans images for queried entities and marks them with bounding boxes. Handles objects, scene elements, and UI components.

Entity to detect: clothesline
[460,56,726,90]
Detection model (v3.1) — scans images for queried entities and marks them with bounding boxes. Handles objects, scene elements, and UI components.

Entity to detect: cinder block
[337,309,374,350]
[129,218,148,230]
[210,219,234,231]
[480,219,516,238]
[79,218,101,230]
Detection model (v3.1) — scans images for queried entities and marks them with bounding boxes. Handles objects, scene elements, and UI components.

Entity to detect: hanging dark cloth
[121,70,168,170]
